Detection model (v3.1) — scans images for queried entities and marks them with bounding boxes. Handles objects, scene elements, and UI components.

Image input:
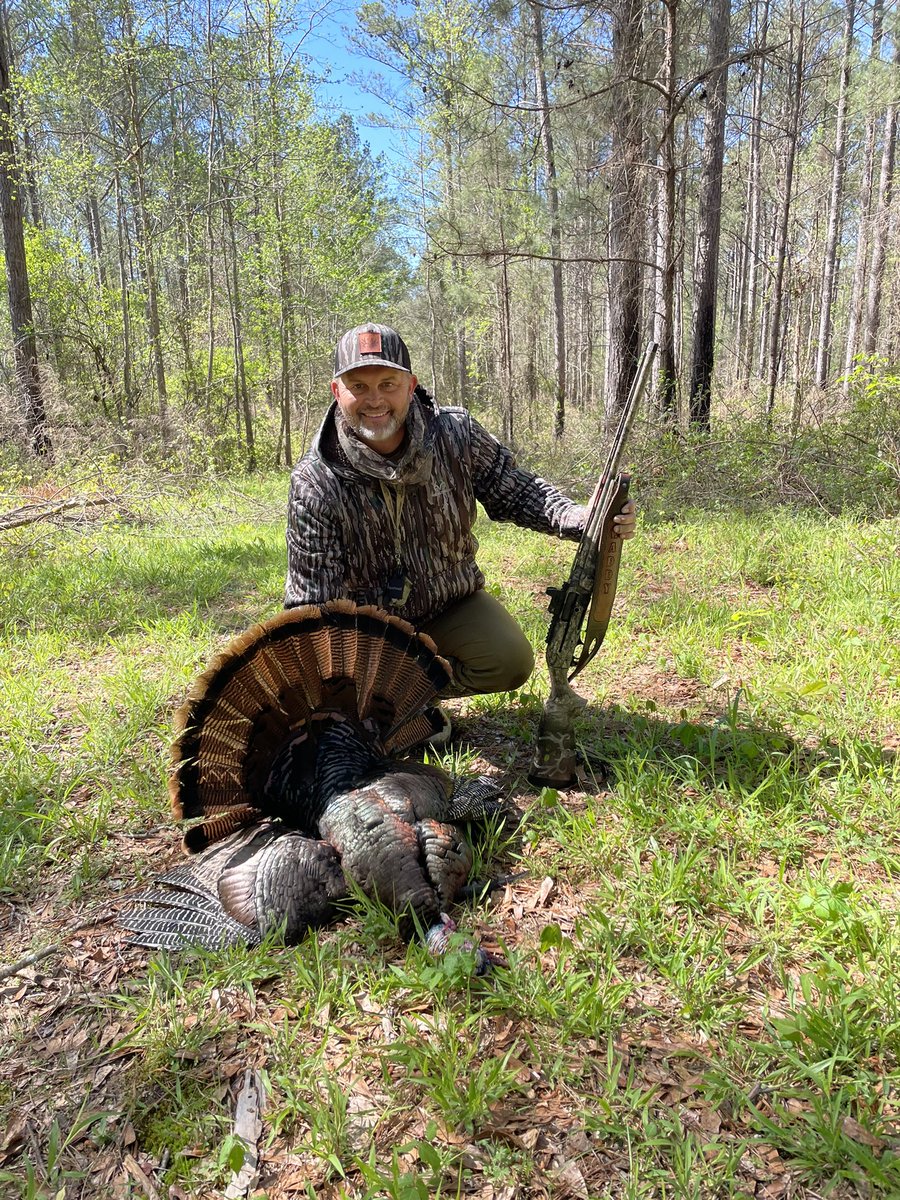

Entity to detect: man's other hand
[613,499,637,540]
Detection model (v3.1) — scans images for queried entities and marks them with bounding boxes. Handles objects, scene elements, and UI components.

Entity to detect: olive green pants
[420,590,535,697]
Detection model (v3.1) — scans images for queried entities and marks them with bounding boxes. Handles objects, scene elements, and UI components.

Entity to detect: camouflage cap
[333,324,412,378]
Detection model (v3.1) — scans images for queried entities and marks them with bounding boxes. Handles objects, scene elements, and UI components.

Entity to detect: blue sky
[296,3,411,167]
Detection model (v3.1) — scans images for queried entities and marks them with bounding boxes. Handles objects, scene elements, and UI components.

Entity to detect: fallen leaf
[698,1106,722,1135]
[123,1153,161,1200]
[550,1157,588,1199]
[757,1181,789,1199]
[841,1114,885,1151]
[92,1063,117,1088]
[345,1091,388,1153]
[532,877,555,908]
[564,1129,592,1155]
[0,1112,28,1163]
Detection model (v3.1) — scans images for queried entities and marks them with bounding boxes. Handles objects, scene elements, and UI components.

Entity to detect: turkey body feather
[120,601,503,955]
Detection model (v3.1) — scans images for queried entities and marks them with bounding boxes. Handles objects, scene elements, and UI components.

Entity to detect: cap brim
[334,358,412,378]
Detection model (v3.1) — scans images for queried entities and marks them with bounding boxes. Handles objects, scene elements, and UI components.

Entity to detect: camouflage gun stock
[528,342,656,790]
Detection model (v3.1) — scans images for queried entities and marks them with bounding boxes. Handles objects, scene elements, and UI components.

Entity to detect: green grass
[0,467,898,1198]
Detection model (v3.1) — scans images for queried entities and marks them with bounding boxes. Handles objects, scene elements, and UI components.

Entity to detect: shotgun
[528,342,656,789]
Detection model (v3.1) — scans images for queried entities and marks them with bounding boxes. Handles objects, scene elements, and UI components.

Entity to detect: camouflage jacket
[284,389,586,624]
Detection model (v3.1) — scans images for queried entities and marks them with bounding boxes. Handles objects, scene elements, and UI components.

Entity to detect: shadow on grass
[585,705,895,778]
[451,700,896,812]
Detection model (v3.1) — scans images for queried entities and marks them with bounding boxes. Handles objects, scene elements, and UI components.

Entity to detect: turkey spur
[120,600,503,960]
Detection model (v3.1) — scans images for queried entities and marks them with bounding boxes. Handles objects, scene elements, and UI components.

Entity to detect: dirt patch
[606,664,706,710]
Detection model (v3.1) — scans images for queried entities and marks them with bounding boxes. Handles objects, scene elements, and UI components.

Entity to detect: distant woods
[0,0,402,464]
[1,0,899,464]
[367,0,900,440]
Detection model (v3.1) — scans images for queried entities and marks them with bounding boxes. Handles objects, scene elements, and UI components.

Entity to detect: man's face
[331,365,417,454]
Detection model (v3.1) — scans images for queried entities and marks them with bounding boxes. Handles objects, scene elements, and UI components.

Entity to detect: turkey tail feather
[182,806,262,853]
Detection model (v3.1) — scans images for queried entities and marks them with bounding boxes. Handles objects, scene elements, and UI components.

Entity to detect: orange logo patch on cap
[358,331,382,354]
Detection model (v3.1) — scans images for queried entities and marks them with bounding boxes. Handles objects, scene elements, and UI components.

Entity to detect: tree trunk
[0,3,49,457]
[121,5,168,444]
[843,0,883,388]
[523,273,539,434]
[530,0,566,438]
[766,2,805,424]
[274,213,294,471]
[259,6,295,467]
[113,169,136,420]
[790,277,805,433]
[455,322,468,408]
[813,0,854,388]
[205,0,218,406]
[737,0,769,386]
[275,201,294,468]
[222,197,254,468]
[175,240,195,405]
[496,198,514,443]
[654,0,678,419]
[18,123,42,230]
[442,134,469,407]
[688,0,731,431]
[215,95,254,472]
[863,41,899,357]
[606,0,644,422]
[85,192,107,291]
[490,128,517,422]
[167,43,195,411]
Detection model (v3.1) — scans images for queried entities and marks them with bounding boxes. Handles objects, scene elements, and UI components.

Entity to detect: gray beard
[354,412,405,443]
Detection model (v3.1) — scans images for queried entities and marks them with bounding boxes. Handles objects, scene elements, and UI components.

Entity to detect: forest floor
[0,468,898,1200]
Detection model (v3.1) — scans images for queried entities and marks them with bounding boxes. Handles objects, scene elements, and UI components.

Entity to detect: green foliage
[3,0,407,464]
[385,1009,526,1132]
[0,1103,115,1198]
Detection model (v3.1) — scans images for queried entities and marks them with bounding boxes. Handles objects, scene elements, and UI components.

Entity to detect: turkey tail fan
[268,601,451,735]
[321,597,359,681]
[170,604,345,825]
[170,602,452,838]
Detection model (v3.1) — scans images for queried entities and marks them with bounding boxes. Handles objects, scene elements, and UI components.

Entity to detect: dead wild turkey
[120,600,502,962]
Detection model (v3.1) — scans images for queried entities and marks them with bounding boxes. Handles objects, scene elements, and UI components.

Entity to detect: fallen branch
[0,495,115,532]
[0,944,60,982]
[224,1069,265,1199]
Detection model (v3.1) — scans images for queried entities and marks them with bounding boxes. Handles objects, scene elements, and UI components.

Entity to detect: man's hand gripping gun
[528,343,657,789]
